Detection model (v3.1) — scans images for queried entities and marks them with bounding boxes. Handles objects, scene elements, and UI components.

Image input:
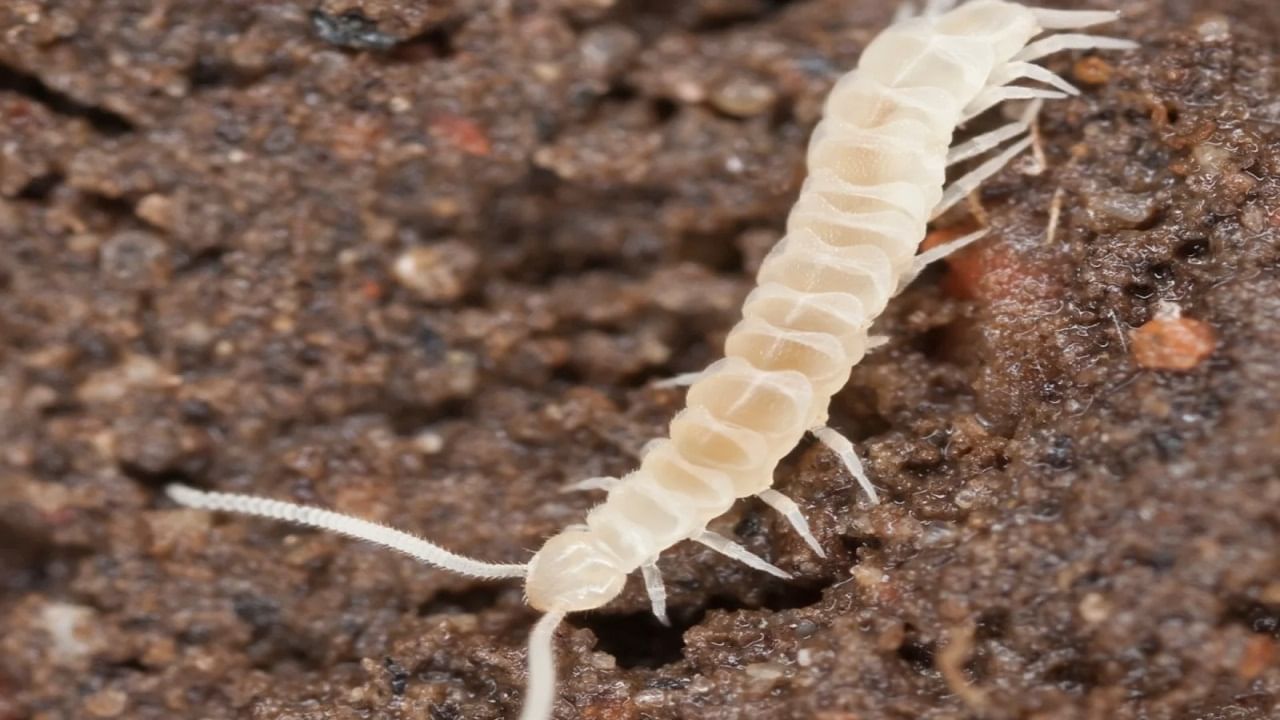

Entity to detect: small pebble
[1085,190,1157,230]
[1131,309,1216,372]
[710,76,777,118]
[83,688,127,718]
[1078,592,1111,624]
[413,431,444,455]
[100,230,171,288]
[1073,56,1115,85]
[392,241,480,302]
[135,193,176,230]
[633,688,664,707]
[1194,12,1231,41]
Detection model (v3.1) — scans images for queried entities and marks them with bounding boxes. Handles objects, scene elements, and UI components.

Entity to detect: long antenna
[165,484,528,580]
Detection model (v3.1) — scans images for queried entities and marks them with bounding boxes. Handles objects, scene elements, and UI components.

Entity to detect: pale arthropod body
[168,2,1135,718]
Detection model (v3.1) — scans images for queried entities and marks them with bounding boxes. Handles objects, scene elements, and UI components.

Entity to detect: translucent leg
[757,488,826,558]
[640,560,670,625]
[903,227,990,286]
[961,86,1065,125]
[989,62,1080,96]
[1013,34,1138,64]
[693,530,791,579]
[652,370,704,389]
[560,476,620,493]
[947,120,1030,166]
[867,334,891,350]
[810,426,880,505]
[1030,8,1123,30]
[931,136,1033,220]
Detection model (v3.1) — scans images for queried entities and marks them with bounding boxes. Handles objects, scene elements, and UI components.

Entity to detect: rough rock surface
[1,1,1278,719]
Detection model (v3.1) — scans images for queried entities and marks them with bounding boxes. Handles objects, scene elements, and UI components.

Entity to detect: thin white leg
[640,560,670,626]
[990,62,1080,96]
[867,334,891,351]
[810,426,880,505]
[902,227,990,286]
[652,370,704,389]
[757,489,826,558]
[947,120,1030,166]
[931,135,1033,220]
[693,530,791,579]
[1013,34,1138,64]
[560,476,621,493]
[961,87,1066,125]
[1030,8,1122,30]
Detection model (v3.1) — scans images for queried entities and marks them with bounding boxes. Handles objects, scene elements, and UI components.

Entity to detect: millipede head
[525,529,627,613]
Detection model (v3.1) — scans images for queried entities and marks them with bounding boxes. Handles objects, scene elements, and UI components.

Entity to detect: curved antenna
[165,484,528,580]
[519,610,566,720]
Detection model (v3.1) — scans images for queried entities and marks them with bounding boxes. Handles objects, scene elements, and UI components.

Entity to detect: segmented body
[166,3,1136,719]
[528,0,1092,606]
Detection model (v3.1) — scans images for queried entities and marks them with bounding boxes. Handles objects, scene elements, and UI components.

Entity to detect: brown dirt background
[2,1,1279,718]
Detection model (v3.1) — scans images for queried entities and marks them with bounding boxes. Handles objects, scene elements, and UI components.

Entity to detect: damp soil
[2,1,1279,719]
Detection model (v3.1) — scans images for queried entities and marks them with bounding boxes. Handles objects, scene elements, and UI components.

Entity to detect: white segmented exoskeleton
[165,3,1135,718]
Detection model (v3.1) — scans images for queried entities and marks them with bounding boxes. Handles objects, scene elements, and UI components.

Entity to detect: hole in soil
[573,582,824,670]
[385,397,469,436]
[975,607,1010,640]
[650,97,679,123]
[390,25,457,62]
[86,191,136,219]
[827,387,891,442]
[1125,281,1155,300]
[675,228,744,273]
[0,513,90,594]
[0,63,133,134]
[601,82,638,105]
[417,586,506,616]
[121,464,203,494]
[914,323,960,364]
[1176,236,1210,262]
[1224,596,1280,637]
[688,0,796,32]
[1147,261,1174,285]
[185,58,264,92]
[896,628,936,672]
[573,609,686,668]
[15,172,63,200]
[1044,657,1100,693]
[839,534,883,559]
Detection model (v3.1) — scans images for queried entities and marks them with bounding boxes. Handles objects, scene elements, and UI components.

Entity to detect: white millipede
[165,2,1135,718]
